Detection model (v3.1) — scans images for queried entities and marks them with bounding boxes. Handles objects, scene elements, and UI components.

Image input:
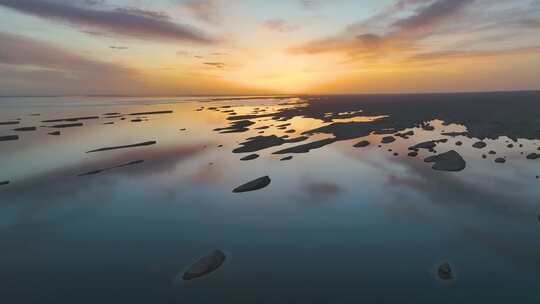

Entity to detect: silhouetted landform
[86,141,156,153]
[395,130,414,139]
[216,92,540,157]
[240,154,259,161]
[273,138,337,154]
[408,151,418,157]
[182,250,226,281]
[424,150,466,172]
[280,156,293,161]
[233,176,271,193]
[0,181,9,186]
[78,160,144,176]
[233,135,308,153]
[13,127,36,131]
[209,96,294,102]
[215,120,255,133]
[131,119,143,122]
[0,135,19,142]
[0,121,20,125]
[128,110,173,116]
[354,140,370,148]
[103,112,121,116]
[255,126,269,130]
[489,150,497,155]
[284,129,296,134]
[43,116,99,123]
[48,131,61,136]
[103,122,115,125]
[495,157,506,163]
[29,113,41,116]
[438,262,453,280]
[50,123,83,128]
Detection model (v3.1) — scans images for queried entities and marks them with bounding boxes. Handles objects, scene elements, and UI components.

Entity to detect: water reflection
[1,93,540,303]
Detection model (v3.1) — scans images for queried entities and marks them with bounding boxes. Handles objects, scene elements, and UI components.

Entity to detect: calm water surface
[1,94,540,303]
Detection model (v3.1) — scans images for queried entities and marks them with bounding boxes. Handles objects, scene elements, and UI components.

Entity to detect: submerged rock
[526,153,540,160]
[240,154,259,161]
[0,135,19,142]
[353,140,370,148]
[13,126,36,132]
[50,123,83,128]
[438,262,453,280]
[86,141,156,153]
[182,250,226,281]
[233,176,271,193]
[495,157,506,163]
[424,150,466,172]
[472,141,487,149]
[0,121,20,125]
[381,136,396,144]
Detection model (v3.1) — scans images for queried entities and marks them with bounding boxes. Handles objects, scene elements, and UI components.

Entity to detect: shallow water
[1,93,540,303]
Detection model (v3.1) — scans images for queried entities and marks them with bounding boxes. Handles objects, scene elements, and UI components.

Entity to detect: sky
[0,0,539,96]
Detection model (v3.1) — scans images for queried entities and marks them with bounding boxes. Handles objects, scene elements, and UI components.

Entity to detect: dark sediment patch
[472,141,487,149]
[42,116,99,123]
[215,120,255,133]
[233,176,271,193]
[280,156,293,161]
[240,154,259,161]
[78,160,144,176]
[424,150,466,172]
[526,153,540,160]
[0,135,19,142]
[273,138,336,154]
[128,111,173,116]
[354,140,370,148]
[233,135,308,153]
[13,127,37,132]
[409,139,448,151]
[48,131,61,136]
[49,123,83,128]
[0,181,10,186]
[438,262,453,280]
[381,136,396,144]
[182,250,226,281]
[441,131,470,137]
[0,121,20,125]
[86,141,156,153]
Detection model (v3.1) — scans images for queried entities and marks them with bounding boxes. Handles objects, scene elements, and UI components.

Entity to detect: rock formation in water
[424,150,466,172]
[182,250,226,281]
[233,176,271,193]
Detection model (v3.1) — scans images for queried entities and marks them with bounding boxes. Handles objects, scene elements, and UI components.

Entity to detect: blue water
[1,95,540,303]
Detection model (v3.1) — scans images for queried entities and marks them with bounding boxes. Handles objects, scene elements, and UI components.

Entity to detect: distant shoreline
[0,89,539,98]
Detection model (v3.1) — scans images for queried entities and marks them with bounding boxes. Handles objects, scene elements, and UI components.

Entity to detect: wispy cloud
[262,19,299,33]
[182,0,221,25]
[0,0,217,44]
